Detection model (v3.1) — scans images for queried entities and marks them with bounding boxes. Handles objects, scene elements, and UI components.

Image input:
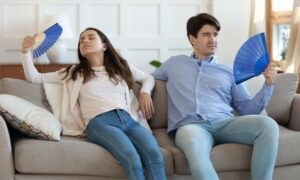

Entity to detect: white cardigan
[21,52,154,136]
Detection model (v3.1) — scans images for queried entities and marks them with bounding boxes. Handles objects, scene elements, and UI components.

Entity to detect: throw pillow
[43,83,63,119]
[0,94,61,141]
[266,73,298,125]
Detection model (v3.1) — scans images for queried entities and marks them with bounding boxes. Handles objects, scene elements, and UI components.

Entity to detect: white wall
[0,0,208,73]
[212,0,264,95]
[1,0,265,94]
[213,0,251,65]
[0,0,251,67]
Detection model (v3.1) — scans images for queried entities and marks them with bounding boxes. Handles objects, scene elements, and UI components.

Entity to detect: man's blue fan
[32,23,63,59]
[233,32,270,84]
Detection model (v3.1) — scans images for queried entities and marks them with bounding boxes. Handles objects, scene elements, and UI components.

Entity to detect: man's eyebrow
[201,32,218,35]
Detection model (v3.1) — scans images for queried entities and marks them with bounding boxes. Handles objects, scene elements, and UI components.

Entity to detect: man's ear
[188,35,196,46]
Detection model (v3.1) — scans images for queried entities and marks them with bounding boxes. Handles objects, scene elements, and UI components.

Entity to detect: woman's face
[79,30,106,57]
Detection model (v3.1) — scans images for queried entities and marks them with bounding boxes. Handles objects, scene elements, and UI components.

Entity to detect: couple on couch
[21,13,278,180]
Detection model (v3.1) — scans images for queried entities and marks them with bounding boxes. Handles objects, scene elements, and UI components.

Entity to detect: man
[152,13,279,180]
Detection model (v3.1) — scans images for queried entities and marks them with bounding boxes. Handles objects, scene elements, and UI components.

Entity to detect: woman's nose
[82,38,89,44]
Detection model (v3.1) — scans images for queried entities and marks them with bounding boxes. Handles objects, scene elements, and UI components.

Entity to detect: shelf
[0,64,69,80]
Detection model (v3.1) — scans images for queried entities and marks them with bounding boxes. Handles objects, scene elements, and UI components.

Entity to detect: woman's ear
[103,44,107,51]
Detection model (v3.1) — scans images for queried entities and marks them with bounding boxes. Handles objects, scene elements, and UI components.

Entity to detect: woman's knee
[123,150,142,166]
[144,147,164,162]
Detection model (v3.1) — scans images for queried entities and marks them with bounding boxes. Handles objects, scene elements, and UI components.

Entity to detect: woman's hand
[263,62,277,85]
[21,35,36,54]
[139,92,154,119]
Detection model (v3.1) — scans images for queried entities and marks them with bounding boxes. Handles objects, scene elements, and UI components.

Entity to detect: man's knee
[256,115,279,137]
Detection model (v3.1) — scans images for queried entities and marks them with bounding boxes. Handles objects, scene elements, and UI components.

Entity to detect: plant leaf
[149,60,161,68]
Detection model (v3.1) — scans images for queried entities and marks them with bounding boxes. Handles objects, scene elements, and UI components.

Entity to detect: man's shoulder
[170,54,190,60]
[165,55,191,64]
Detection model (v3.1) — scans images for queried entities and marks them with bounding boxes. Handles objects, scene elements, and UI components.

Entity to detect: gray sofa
[1,73,300,180]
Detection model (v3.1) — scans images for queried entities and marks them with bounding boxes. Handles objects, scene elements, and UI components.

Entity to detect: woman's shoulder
[57,64,79,79]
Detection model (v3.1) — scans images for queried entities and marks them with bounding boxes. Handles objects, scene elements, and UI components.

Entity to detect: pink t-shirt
[79,66,129,124]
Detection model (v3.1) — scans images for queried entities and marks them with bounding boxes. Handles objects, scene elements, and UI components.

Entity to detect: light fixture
[40,15,74,64]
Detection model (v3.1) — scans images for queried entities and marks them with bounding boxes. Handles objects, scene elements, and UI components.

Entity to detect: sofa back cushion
[149,80,168,129]
[0,78,51,112]
[150,73,298,129]
[266,73,298,125]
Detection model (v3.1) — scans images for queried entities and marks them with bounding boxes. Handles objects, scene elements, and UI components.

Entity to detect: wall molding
[0,0,209,72]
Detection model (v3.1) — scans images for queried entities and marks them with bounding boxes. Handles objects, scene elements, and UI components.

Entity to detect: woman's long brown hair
[61,27,134,89]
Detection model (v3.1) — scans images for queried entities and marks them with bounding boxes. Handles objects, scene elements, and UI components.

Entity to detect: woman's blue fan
[233,32,270,84]
[32,23,63,58]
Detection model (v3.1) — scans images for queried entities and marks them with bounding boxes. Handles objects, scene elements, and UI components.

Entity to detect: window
[266,0,293,62]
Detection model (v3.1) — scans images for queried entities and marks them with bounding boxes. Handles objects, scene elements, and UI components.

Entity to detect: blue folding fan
[32,23,63,58]
[233,32,270,84]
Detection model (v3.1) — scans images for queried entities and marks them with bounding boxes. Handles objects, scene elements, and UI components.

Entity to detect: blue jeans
[175,115,279,180]
[86,109,166,180]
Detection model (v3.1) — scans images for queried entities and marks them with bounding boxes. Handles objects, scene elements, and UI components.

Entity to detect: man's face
[189,24,218,59]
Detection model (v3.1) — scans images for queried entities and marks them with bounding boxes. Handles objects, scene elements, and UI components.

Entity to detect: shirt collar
[92,66,105,72]
[191,52,216,63]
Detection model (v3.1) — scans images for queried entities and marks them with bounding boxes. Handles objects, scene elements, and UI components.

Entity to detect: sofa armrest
[0,116,14,179]
[288,94,300,131]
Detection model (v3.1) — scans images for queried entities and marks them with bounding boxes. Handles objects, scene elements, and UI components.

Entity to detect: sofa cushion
[14,136,174,176]
[153,126,300,174]
[0,94,61,141]
[150,80,168,129]
[266,73,298,125]
[0,78,51,112]
[43,83,62,119]
[276,126,300,166]
[152,128,190,174]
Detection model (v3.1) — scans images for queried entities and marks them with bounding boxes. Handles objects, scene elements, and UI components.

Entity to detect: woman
[21,27,166,180]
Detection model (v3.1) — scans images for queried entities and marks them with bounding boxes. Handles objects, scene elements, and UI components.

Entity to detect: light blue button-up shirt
[152,54,274,134]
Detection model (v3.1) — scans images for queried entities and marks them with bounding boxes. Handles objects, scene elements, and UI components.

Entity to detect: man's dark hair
[187,13,221,38]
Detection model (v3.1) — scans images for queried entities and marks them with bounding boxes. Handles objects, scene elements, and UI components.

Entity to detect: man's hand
[263,62,277,85]
[21,35,36,54]
[139,92,154,119]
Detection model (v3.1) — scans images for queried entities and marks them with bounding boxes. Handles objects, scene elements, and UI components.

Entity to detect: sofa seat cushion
[276,126,300,166]
[14,136,174,176]
[153,126,300,174]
